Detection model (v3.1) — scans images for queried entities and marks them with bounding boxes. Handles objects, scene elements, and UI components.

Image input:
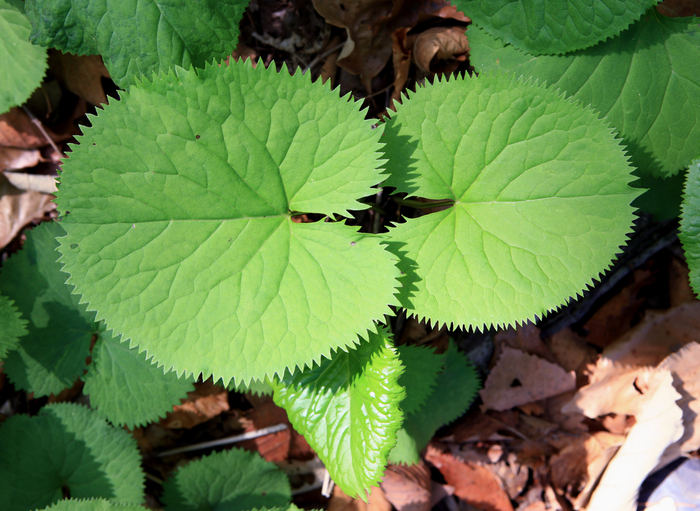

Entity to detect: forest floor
[1,0,700,510]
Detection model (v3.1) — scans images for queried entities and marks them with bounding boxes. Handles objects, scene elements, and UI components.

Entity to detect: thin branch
[22,106,61,156]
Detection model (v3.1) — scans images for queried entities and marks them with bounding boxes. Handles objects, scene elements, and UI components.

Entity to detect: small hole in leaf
[196,135,200,140]
[510,378,522,388]
[92,143,96,146]
[70,243,79,250]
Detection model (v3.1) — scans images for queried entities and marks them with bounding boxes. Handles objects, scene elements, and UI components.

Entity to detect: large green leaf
[468,10,700,178]
[0,294,27,359]
[0,0,47,114]
[680,158,700,296]
[24,0,250,87]
[0,221,94,396]
[37,499,146,511]
[455,0,658,55]
[389,341,479,465]
[56,60,400,384]
[396,344,445,415]
[382,73,639,331]
[161,447,291,511]
[0,403,145,511]
[83,332,195,428]
[272,327,405,499]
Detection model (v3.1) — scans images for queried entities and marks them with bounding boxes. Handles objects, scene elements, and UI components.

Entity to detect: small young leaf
[161,447,292,511]
[455,0,659,55]
[24,0,250,87]
[83,332,195,428]
[0,403,145,511]
[469,10,700,178]
[383,73,639,331]
[680,158,700,296]
[389,341,479,465]
[396,344,445,415]
[0,294,27,359]
[0,0,47,114]
[272,327,405,499]
[37,499,146,511]
[56,60,400,384]
[0,221,94,396]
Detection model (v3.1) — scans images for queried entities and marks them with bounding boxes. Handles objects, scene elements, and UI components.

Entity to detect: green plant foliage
[272,327,405,499]
[56,60,400,384]
[680,158,700,296]
[0,221,95,396]
[455,0,658,55]
[0,403,145,510]
[83,332,195,428]
[631,170,686,221]
[24,0,250,87]
[229,376,274,396]
[0,0,47,114]
[0,294,27,359]
[389,341,479,465]
[382,73,639,331]
[161,447,292,511]
[468,10,700,178]
[37,499,146,511]
[396,344,445,415]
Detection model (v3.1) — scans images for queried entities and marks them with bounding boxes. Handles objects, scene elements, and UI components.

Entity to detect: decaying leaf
[0,107,65,148]
[586,370,683,511]
[47,52,111,106]
[0,173,54,249]
[381,462,432,511]
[4,171,57,193]
[480,347,576,412]
[412,26,468,73]
[160,380,229,429]
[544,328,596,373]
[329,484,392,511]
[0,148,42,171]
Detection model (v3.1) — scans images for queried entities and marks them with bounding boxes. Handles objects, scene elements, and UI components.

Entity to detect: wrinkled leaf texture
[56,60,400,385]
[382,73,640,331]
[0,294,27,359]
[680,157,700,296]
[37,499,146,511]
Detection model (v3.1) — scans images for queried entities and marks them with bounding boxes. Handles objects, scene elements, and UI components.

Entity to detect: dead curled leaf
[381,462,432,511]
[412,26,468,73]
[48,51,111,106]
[480,347,576,412]
[0,173,55,249]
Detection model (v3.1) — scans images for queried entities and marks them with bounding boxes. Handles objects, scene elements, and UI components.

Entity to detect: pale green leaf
[680,158,700,296]
[0,0,47,114]
[228,376,273,396]
[396,345,445,415]
[83,332,195,428]
[37,499,146,511]
[389,341,479,465]
[456,0,658,55]
[161,447,291,511]
[272,327,405,499]
[382,73,639,331]
[0,403,145,511]
[0,221,94,396]
[24,0,249,87]
[468,10,700,177]
[56,60,399,384]
[0,294,27,359]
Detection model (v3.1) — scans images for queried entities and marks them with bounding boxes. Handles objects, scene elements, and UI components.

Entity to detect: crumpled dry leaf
[4,172,58,194]
[586,370,683,511]
[0,173,55,249]
[544,328,596,373]
[0,108,68,149]
[312,0,468,85]
[412,26,468,73]
[425,445,513,511]
[381,462,432,511]
[480,347,576,412]
[494,323,557,364]
[329,484,392,511]
[48,51,111,106]
[0,148,43,171]
[160,380,229,429]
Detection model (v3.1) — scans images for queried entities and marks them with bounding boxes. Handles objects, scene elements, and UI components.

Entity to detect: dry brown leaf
[4,172,58,193]
[0,148,43,171]
[544,328,596,373]
[480,347,576,412]
[668,257,696,306]
[390,27,412,107]
[48,51,110,106]
[160,380,229,429]
[0,173,55,249]
[329,485,392,511]
[494,323,557,364]
[412,26,468,73]
[425,445,513,511]
[586,370,683,511]
[381,462,432,511]
[0,108,68,149]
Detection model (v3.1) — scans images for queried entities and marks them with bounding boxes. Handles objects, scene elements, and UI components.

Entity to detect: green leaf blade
[0,403,145,511]
[161,447,291,511]
[383,74,640,331]
[0,294,27,360]
[56,61,399,384]
[25,0,250,87]
[272,327,405,499]
[396,345,445,415]
[680,158,700,296]
[456,0,659,55]
[469,10,700,178]
[0,0,47,114]
[37,499,146,511]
